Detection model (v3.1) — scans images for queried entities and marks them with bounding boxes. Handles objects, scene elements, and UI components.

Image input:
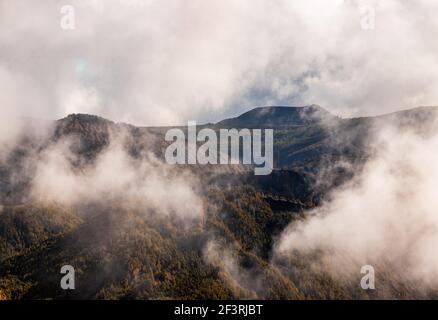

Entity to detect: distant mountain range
[51,104,438,167]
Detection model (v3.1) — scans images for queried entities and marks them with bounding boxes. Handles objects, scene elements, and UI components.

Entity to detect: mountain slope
[1,105,437,300]
[216,105,339,128]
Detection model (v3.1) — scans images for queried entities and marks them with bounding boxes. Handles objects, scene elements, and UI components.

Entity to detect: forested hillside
[1,105,436,300]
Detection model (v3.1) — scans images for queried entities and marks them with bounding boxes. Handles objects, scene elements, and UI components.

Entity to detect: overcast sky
[1,0,438,126]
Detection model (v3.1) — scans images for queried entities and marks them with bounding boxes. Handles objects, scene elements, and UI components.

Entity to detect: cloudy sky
[1,0,438,126]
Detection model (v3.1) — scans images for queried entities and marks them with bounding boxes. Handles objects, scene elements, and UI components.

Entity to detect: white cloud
[0,0,437,127]
[275,119,438,287]
[30,135,203,222]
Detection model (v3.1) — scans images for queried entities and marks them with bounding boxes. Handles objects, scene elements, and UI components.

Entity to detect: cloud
[1,0,438,128]
[203,240,259,298]
[30,133,203,222]
[275,115,438,287]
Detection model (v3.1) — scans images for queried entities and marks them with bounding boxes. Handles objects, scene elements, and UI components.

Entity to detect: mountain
[0,105,437,300]
[215,105,339,128]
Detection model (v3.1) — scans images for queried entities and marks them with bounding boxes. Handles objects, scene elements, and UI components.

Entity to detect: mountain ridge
[215,104,338,128]
[56,105,438,129]
[1,104,438,300]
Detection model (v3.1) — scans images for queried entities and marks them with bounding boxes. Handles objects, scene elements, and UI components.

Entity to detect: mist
[275,114,438,289]
[28,132,203,223]
[2,0,438,300]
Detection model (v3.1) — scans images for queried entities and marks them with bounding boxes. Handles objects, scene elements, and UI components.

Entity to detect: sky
[1,0,438,126]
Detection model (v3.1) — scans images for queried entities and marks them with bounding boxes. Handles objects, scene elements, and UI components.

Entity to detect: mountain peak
[216,105,337,128]
[54,114,115,149]
[59,113,114,125]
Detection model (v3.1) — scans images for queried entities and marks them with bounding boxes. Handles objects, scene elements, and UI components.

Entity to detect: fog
[275,115,438,288]
[1,0,438,298]
[29,133,203,223]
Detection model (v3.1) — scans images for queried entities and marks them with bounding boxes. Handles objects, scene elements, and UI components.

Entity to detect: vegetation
[1,106,437,299]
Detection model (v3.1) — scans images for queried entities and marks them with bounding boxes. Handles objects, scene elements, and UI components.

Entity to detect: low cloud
[275,115,438,288]
[30,134,203,223]
[203,240,259,298]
